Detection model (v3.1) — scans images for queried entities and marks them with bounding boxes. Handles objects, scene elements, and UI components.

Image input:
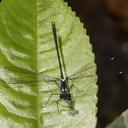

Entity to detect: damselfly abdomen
[0,22,96,113]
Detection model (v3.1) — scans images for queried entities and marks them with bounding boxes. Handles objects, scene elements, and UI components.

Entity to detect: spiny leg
[45,93,60,107]
[42,80,61,108]
[46,80,60,94]
[55,81,61,89]
[69,83,80,92]
[66,77,80,92]
[56,99,70,112]
[56,98,61,112]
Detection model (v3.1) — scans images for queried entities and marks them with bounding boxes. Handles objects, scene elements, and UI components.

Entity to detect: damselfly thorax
[0,22,96,112]
[59,78,71,101]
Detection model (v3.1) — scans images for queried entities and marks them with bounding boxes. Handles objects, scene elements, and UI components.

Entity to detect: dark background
[67,0,128,128]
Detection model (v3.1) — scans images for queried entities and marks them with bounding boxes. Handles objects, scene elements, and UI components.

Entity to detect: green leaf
[0,0,97,127]
[106,109,128,128]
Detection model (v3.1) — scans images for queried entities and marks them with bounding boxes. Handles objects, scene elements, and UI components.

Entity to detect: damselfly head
[60,93,71,101]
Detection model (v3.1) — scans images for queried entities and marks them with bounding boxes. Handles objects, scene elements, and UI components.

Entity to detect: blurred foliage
[67,0,128,128]
[106,109,128,128]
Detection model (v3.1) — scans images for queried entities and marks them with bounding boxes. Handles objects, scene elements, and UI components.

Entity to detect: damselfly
[1,22,96,113]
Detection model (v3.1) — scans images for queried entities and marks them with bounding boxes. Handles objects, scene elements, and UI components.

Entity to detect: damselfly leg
[0,22,96,112]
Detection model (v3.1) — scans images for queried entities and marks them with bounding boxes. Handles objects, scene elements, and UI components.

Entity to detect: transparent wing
[2,66,60,84]
[68,64,96,80]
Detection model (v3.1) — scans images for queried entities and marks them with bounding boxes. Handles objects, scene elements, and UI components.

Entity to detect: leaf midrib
[36,0,41,128]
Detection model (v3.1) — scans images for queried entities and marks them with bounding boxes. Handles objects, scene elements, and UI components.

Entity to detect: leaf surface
[0,0,97,127]
[106,109,128,128]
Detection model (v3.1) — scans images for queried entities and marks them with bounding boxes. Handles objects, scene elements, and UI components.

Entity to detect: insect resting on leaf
[2,22,95,114]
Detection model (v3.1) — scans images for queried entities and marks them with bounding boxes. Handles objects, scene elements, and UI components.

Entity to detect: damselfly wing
[0,22,96,112]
